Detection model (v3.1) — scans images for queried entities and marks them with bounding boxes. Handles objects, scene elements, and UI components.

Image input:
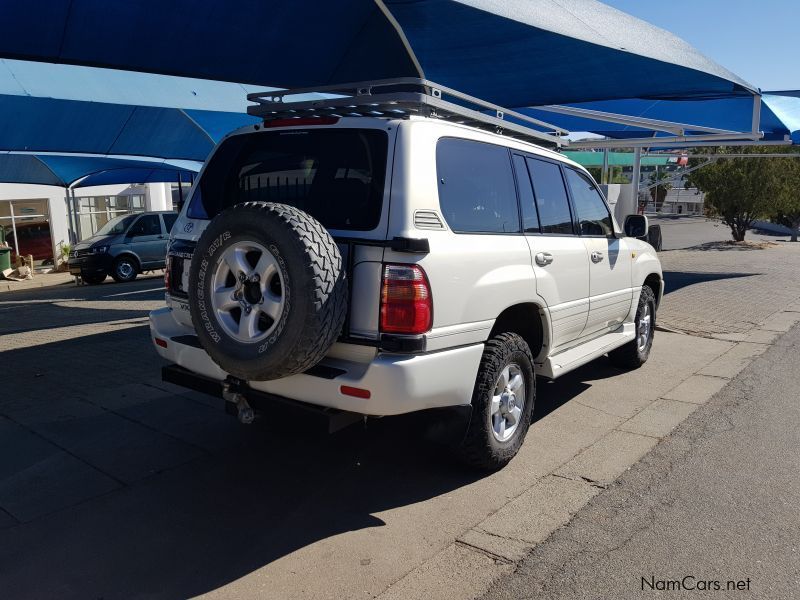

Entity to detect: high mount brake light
[380,264,433,335]
[263,117,340,128]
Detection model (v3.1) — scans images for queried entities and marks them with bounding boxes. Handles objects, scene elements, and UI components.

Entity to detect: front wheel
[609,285,656,369]
[456,332,536,470]
[81,271,107,285]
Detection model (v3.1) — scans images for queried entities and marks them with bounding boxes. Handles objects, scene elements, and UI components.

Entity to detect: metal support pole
[751,94,762,136]
[177,172,184,210]
[71,187,82,242]
[631,147,642,202]
[8,201,18,256]
[64,187,75,246]
[601,149,609,184]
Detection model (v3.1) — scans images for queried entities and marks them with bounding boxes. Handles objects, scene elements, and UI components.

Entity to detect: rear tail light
[380,264,432,335]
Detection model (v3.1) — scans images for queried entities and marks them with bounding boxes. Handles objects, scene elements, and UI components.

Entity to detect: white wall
[600,183,636,224]
[145,182,173,211]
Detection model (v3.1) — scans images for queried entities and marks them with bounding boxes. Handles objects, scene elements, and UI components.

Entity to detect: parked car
[3,222,53,262]
[150,84,662,470]
[69,211,178,284]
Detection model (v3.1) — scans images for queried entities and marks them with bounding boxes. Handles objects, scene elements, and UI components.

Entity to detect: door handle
[535,252,554,266]
[591,250,604,263]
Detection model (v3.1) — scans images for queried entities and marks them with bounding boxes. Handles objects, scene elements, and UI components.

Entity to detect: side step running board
[537,323,635,379]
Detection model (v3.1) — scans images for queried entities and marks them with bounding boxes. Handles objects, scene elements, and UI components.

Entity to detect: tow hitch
[222,380,255,425]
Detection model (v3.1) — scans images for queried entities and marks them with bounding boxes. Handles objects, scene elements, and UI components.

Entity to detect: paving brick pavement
[658,242,800,337]
[0,243,797,525]
[2,237,799,599]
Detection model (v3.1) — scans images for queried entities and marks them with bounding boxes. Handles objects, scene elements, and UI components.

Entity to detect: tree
[772,156,800,242]
[686,148,784,242]
[647,167,673,211]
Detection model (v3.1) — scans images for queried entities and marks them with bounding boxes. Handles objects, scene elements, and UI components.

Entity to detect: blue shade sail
[0,153,200,187]
[0,94,259,161]
[0,0,756,107]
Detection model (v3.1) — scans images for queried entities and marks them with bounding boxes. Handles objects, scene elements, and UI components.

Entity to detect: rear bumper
[149,306,483,416]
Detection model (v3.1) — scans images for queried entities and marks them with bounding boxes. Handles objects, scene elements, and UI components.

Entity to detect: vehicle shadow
[0,327,491,599]
[662,270,756,294]
[534,358,621,421]
[0,317,620,599]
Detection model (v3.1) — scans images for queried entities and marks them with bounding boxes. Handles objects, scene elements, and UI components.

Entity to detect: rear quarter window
[187,128,388,231]
[436,138,520,234]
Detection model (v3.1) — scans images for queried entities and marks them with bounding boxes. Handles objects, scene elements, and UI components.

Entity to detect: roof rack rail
[247,78,568,147]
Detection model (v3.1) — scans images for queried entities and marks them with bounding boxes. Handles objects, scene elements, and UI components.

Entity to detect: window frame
[435,136,523,236]
[562,166,617,239]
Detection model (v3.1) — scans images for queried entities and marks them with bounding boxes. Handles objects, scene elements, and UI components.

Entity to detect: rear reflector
[154,338,168,348]
[340,385,371,399]
[264,117,339,128]
[380,264,433,335]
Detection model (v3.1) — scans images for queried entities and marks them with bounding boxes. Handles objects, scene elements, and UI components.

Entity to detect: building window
[74,192,146,239]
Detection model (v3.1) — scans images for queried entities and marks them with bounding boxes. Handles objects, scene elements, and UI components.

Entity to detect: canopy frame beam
[551,94,765,149]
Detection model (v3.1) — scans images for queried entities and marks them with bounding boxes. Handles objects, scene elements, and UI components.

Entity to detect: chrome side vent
[414,210,446,230]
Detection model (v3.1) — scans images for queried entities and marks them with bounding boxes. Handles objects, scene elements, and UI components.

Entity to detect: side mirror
[623,214,648,239]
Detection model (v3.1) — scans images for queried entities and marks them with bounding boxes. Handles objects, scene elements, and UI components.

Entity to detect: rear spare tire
[188,202,347,381]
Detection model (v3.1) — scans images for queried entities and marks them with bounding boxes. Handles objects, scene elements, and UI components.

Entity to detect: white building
[0,182,176,267]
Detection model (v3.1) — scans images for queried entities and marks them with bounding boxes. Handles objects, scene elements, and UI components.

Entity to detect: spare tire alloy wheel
[189,202,348,382]
[211,241,285,344]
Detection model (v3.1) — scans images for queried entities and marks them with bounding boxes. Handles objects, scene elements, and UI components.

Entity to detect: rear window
[187,128,388,231]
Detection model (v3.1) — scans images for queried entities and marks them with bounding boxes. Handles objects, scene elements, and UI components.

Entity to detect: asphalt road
[650,216,785,250]
[482,322,800,600]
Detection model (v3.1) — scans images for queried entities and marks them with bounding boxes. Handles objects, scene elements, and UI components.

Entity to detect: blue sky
[603,0,798,91]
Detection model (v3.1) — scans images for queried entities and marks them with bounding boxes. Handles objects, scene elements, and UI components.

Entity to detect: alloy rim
[210,241,285,343]
[117,261,134,279]
[637,302,652,351]
[490,363,525,442]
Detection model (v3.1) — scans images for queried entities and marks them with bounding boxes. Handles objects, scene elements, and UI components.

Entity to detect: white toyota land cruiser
[150,80,663,469]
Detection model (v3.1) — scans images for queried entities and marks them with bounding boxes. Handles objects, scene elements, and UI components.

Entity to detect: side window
[513,154,540,233]
[564,169,614,237]
[128,214,161,237]
[162,213,178,233]
[526,158,574,235]
[436,138,520,233]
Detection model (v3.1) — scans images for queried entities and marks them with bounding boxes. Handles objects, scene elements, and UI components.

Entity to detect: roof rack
[247,78,568,147]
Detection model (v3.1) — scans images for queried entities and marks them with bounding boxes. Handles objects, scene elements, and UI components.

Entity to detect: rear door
[563,167,632,338]
[517,155,590,351]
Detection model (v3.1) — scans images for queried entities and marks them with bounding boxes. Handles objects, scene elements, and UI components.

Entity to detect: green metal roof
[563,151,671,167]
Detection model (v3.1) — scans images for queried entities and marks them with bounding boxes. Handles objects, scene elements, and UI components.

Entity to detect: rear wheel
[111,256,138,283]
[456,332,536,470]
[609,285,656,369]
